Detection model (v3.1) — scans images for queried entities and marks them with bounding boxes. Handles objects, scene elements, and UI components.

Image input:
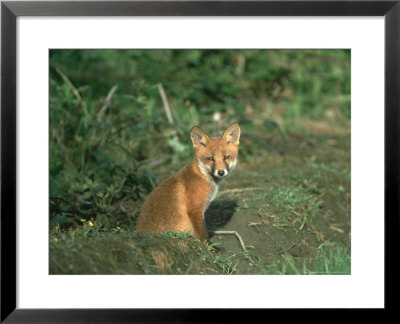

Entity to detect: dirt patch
[202,127,350,273]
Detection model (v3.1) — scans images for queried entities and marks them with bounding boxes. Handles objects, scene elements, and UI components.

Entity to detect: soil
[205,121,350,273]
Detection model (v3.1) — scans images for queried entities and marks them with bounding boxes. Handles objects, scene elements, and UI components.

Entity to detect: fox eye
[207,157,214,161]
[224,155,231,160]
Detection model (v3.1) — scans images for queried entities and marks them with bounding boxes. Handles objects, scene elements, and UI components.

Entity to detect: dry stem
[213,230,246,251]
[219,187,265,195]
[157,83,178,140]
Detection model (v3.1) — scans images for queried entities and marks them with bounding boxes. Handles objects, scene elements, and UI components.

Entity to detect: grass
[49,49,350,231]
[207,253,241,274]
[51,229,216,274]
[311,244,351,274]
[257,244,351,275]
[49,49,351,275]
[259,186,323,231]
[50,220,350,275]
[50,227,254,275]
[50,141,351,275]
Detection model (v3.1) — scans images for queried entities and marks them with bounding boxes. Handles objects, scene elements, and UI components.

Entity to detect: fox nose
[218,170,225,176]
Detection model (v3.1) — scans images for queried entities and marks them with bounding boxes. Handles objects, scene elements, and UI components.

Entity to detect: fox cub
[137,123,240,242]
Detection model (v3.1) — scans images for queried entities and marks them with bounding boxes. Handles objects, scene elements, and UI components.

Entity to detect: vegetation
[49,49,351,274]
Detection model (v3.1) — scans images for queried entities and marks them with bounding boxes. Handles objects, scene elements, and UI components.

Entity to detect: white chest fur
[196,159,222,212]
[204,182,219,212]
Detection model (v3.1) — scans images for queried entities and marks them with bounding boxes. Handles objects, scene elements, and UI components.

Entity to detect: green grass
[257,244,351,275]
[50,220,350,275]
[268,186,323,230]
[49,49,350,275]
[49,49,350,231]
[311,162,351,181]
[50,228,218,274]
[207,253,241,274]
[311,244,351,274]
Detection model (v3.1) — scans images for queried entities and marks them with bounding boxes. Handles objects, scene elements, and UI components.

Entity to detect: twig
[157,83,174,125]
[219,187,265,195]
[289,209,302,217]
[52,65,81,101]
[213,230,246,252]
[235,53,246,75]
[157,83,178,140]
[92,85,119,141]
[278,240,299,254]
[118,174,128,192]
[97,84,118,121]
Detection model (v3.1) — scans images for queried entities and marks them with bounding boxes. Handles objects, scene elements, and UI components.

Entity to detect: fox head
[191,123,240,182]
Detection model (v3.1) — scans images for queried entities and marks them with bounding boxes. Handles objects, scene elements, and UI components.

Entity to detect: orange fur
[137,123,240,241]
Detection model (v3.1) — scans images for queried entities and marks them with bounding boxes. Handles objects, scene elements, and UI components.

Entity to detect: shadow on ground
[205,199,238,234]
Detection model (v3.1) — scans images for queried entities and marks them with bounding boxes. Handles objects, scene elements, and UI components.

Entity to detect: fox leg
[189,211,208,242]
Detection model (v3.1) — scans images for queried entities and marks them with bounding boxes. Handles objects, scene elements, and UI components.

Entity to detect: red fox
[137,123,240,242]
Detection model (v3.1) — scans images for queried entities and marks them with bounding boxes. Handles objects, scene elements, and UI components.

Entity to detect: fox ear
[223,123,240,145]
[191,126,210,148]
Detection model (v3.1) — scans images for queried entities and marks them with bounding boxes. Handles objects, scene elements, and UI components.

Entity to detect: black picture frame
[1,0,399,322]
